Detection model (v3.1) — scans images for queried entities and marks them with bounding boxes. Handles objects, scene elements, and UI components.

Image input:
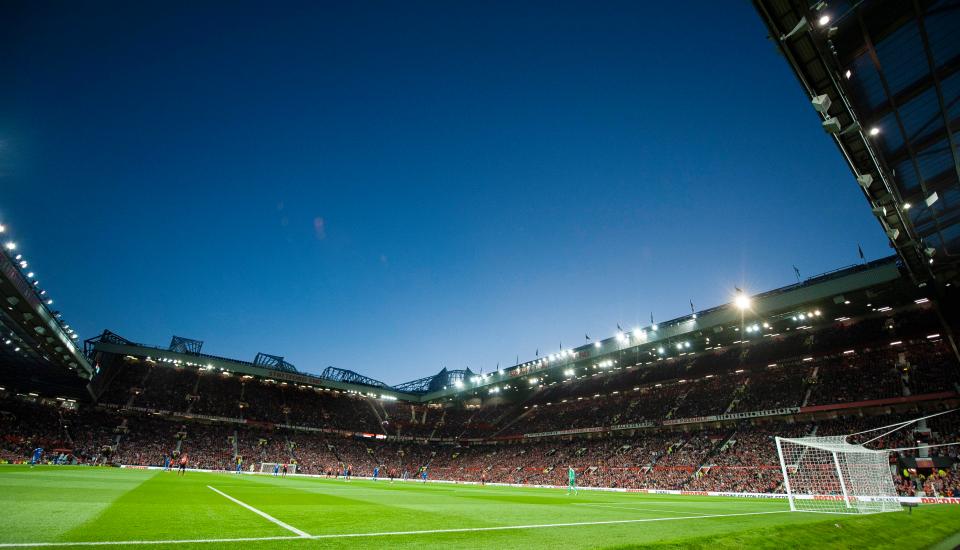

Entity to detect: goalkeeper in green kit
[567,467,577,495]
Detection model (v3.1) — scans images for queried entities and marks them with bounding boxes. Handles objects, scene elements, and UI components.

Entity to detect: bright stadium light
[869,127,880,136]
[0,224,5,233]
[735,293,751,310]
[818,14,830,26]
[454,380,463,389]
[26,272,34,278]
[3,242,15,251]
[46,299,53,305]
[594,341,601,348]
[651,324,658,331]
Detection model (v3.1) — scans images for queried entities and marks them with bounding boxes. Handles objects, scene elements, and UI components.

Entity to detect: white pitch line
[0,510,788,547]
[206,485,310,537]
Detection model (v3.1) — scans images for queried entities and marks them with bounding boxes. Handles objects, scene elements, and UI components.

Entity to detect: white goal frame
[259,462,297,474]
[775,435,900,514]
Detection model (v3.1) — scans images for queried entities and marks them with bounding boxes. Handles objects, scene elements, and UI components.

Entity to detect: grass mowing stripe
[573,503,731,515]
[0,510,791,547]
[0,536,303,548]
[205,486,310,537]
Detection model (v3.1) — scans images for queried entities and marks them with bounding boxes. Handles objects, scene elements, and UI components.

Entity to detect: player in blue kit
[30,447,43,467]
[373,465,380,481]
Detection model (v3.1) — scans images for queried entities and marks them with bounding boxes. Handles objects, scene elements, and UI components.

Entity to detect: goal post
[775,435,900,514]
[259,462,297,474]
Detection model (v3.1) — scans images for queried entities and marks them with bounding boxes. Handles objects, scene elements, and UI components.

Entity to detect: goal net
[775,435,900,514]
[259,462,297,474]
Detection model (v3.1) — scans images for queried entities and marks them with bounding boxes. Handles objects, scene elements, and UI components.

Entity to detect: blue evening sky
[0,1,887,384]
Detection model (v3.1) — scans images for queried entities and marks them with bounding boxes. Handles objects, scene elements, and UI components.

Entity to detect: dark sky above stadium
[0,1,889,384]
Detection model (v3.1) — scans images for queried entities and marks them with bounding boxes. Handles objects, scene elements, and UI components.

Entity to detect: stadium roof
[84,329,416,400]
[753,0,960,284]
[87,256,949,404]
[0,224,93,398]
[422,255,952,401]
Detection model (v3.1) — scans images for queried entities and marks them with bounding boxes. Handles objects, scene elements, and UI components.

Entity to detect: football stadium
[3,0,960,548]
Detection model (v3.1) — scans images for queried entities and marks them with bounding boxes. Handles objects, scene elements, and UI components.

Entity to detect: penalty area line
[0,510,789,547]
[206,485,310,537]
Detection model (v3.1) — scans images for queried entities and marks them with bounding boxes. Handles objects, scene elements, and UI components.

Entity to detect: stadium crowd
[2,306,958,497]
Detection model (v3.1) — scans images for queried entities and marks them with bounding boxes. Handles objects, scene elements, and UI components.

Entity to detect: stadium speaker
[810,94,833,115]
[886,228,900,241]
[822,117,842,134]
[872,205,886,218]
[811,94,832,114]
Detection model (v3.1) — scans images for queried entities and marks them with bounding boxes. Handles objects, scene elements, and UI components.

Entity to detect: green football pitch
[2,466,959,549]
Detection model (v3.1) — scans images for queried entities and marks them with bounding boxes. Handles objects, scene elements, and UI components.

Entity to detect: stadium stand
[2,246,960,499]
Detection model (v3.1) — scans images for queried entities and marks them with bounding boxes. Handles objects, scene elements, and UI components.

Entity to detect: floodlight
[818,14,830,26]
[3,242,15,250]
[734,293,751,310]
[869,127,880,136]
[594,341,601,348]
[0,224,4,233]
[856,174,874,189]
[925,192,939,207]
[886,228,900,241]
